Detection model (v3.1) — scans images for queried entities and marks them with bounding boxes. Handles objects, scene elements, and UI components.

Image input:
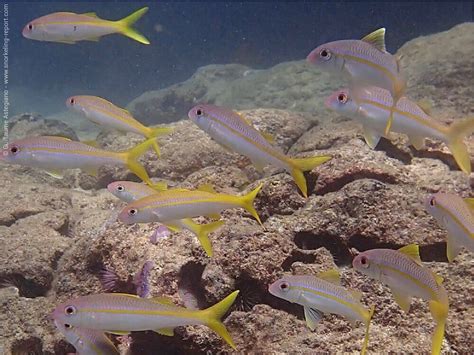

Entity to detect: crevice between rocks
[0,273,51,298]
[11,337,43,355]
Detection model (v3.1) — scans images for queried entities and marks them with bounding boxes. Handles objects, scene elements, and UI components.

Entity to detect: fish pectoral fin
[398,244,422,265]
[431,271,444,285]
[417,99,433,116]
[362,126,382,149]
[106,330,130,335]
[408,135,425,150]
[361,27,386,52]
[154,328,174,336]
[317,269,341,285]
[390,287,412,313]
[303,306,324,330]
[44,169,64,179]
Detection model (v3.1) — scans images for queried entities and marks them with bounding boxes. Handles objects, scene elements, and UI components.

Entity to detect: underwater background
[1,1,473,355]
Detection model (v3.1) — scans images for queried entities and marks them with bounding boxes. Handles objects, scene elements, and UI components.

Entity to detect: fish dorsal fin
[44,169,64,179]
[82,139,100,148]
[197,183,216,193]
[361,28,386,52]
[236,111,253,126]
[398,244,422,265]
[150,296,175,305]
[45,136,72,142]
[431,272,444,285]
[261,131,276,144]
[82,12,98,18]
[349,289,363,301]
[317,269,341,285]
[416,99,433,116]
[463,198,474,211]
[115,293,140,299]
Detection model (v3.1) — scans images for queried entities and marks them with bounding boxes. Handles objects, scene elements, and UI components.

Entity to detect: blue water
[8,1,473,115]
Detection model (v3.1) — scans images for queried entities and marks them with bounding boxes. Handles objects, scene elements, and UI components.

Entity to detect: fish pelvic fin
[145,126,174,157]
[123,138,156,185]
[201,290,239,350]
[239,183,263,225]
[195,220,225,257]
[117,7,150,44]
[446,234,462,262]
[361,305,375,355]
[445,116,474,174]
[289,155,332,197]
[429,300,448,355]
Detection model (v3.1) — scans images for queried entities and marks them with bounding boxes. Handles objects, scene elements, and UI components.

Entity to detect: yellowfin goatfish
[54,320,119,355]
[307,28,406,135]
[353,244,449,355]
[325,86,474,174]
[108,181,224,257]
[188,105,332,197]
[22,7,150,44]
[425,193,474,262]
[67,96,172,157]
[118,183,263,226]
[0,136,161,187]
[269,269,374,355]
[52,291,240,349]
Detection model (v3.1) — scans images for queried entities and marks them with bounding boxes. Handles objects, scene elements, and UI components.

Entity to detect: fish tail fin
[429,300,448,355]
[361,305,375,355]
[201,290,239,350]
[124,138,156,186]
[117,7,150,44]
[144,126,174,157]
[445,116,474,174]
[239,183,263,225]
[195,220,225,257]
[289,155,332,197]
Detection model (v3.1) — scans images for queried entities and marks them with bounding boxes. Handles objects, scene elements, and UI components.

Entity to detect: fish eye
[128,208,137,216]
[359,256,369,268]
[64,305,76,315]
[117,185,124,192]
[429,197,436,207]
[196,108,203,116]
[319,48,331,60]
[27,24,33,30]
[64,323,72,329]
[337,93,348,103]
[279,281,289,292]
[10,145,19,154]
[69,98,75,105]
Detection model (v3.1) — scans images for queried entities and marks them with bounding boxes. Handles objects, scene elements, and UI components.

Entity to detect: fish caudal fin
[289,155,332,197]
[239,184,264,225]
[361,305,375,355]
[145,126,174,157]
[201,290,239,349]
[429,301,448,355]
[195,220,225,257]
[117,7,150,44]
[124,138,156,186]
[445,116,474,174]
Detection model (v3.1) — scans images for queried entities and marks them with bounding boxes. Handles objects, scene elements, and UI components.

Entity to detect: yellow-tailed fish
[353,244,449,355]
[54,320,119,355]
[22,7,150,44]
[188,104,332,197]
[425,193,474,261]
[325,86,474,173]
[307,28,406,135]
[269,269,374,355]
[107,181,224,256]
[52,291,240,350]
[118,183,263,226]
[0,136,164,188]
[67,96,172,157]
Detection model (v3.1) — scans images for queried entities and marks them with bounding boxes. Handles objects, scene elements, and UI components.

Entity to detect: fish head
[107,181,137,203]
[52,300,84,328]
[325,88,358,115]
[424,193,451,225]
[352,250,381,279]
[22,18,48,41]
[66,95,90,116]
[188,104,215,132]
[268,276,300,303]
[0,139,34,165]
[118,202,150,224]
[54,319,82,347]
[307,41,346,73]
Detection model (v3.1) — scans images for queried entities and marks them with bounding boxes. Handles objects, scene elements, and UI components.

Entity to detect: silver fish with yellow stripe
[67,95,172,157]
[353,244,449,355]
[52,291,240,350]
[425,193,474,262]
[188,104,332,197]
[325,86,474,174]
[108,181,224,257]
[269,269,374,355]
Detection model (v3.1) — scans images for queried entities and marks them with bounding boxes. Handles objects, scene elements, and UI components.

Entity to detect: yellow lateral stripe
[39,21,115,28]
[85,103,146,134]
[140,197,235,212]
[437,204,474,238]
[28,146,120,159]
[206,114,289,165]
[80,308,199,319]
[342,54,397,83]
[358,99,443,132]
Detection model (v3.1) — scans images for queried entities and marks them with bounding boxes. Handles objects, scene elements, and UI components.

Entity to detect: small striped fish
[108,181,224,256]
[54,320,119,355]
[269,269,374,355]
[67,96,172,157]
[307,28,406,135]
[425,193,474,261]
[52,291,240,349]
[325,86,474,173]
[118,183,263,226]
[0,136,162,187]
[22,7,150,44]
[353,244,449,355]
[188,104,331,197]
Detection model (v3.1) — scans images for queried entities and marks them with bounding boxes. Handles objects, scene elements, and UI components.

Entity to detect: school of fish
[1,6,470,354]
